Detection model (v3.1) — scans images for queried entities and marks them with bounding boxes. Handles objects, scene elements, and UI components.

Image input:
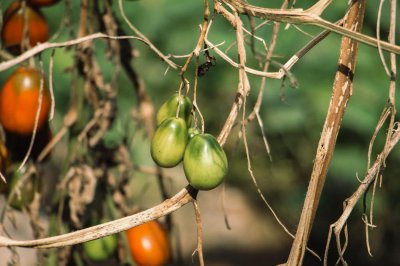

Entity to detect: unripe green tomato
[9,172,36,210]
[151,117,188,168]
[83,234,118,262]
[184,134,228,190]
[9,180,35,210]
[188,127,200,139]
[156,93,192,126]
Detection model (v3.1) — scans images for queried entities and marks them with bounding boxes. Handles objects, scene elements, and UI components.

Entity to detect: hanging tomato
[126,220,171,266]
[1,1,49,53]
[0,67,51,135]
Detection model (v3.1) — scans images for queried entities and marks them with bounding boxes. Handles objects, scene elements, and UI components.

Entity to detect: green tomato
[151,117,188,168]
[9,172,36,210]
[83,234,118,262]
[183,133,228,190]
[156,93,192,126]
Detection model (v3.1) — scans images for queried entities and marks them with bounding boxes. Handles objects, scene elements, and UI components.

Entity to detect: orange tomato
[1,2,49,53]
[126,220,171,266]
[0,67,51,135]
[28,0,60,7]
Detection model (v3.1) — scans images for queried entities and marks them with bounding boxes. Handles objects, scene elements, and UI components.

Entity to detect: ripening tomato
[156,93,192,126]
[1,2,49,53]
[0,67,51,135]
[151,117,188,168]
[183,133,228,190]
[28,0,60,7]
[126,220,171,266]
[83,234,118,262]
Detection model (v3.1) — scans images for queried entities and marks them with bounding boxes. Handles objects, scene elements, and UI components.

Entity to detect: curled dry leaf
[67,165,97,228]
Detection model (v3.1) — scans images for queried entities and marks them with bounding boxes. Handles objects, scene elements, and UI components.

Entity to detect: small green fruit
[156,93,192,126]
[83,234,118,262]
[9,172,36,210]
[183,133,228,190]
[151,117,188,168]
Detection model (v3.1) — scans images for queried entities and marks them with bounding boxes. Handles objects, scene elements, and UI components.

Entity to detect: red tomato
[126,220,171,266]
[0,67,51,135]
[28,0,60,7]
[1,2,49,53]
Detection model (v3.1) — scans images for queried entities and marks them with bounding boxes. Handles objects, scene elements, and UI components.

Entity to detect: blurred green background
[1,0,400,265]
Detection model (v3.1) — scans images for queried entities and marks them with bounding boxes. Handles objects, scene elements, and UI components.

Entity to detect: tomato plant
[151,117,188,168]
[27,0,60,7]
[156,93,192,126]
[183,133,228,190]
[83,234,118,262]
[0,67,51,135]
[126,220,171,266]
[1,2,49,53]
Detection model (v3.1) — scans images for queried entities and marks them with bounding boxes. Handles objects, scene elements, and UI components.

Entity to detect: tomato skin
[151,117,188,168]
[28,0,60,7]
[1,2,49,53]
[183,133,228,190]
[156,93,192,126]
[0,67,51,135]
[83,234,118,262]
[126,221,171,266]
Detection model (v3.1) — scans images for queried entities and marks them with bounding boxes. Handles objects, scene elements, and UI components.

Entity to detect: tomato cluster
[126,220,171,266]
[1,0,59,54]
[151,93,228,190]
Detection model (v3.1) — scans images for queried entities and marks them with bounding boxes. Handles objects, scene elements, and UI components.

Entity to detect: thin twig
[192,201,205,266]
[117,0,178,70]
[48,49,56,121]
[0,33,145,72]
[324,128,400,265]
[18,57,46,171]
[223,0,400,54]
